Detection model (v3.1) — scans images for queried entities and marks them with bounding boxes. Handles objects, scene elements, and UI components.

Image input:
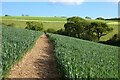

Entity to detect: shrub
[46,28,56,33]
[25,21,43,31]
[7,23,15,27]
[57,29,65,35]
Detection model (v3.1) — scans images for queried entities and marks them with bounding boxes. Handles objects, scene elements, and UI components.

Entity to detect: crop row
[48,33,119,79]
[1,26,43,78]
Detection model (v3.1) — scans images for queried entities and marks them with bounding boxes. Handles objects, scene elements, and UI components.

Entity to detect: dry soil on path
[8,34,61,79]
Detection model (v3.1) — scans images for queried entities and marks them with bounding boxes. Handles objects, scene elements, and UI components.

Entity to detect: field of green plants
[1,26,43,77]
[1,16,118,41]
[49,33,119,79]
[1,16,119,79]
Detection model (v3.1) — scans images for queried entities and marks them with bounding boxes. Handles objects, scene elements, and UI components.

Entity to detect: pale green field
[1,20,65,30]
[1,16,119,41]
[1,16,67,21]
[100,22,118,41]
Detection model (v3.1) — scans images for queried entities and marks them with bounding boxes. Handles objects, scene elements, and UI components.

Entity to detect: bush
[7,23,15,27]
[25,21,43,31]
[57,29,65,35]
[96,17,105,20]
[46,28,56,33]
[99,34,120,47]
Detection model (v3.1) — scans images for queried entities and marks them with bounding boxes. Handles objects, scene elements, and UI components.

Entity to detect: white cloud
[49,0,120,5]
[49,0,85,5]
[1,0,120,4]
[86,0,119,2]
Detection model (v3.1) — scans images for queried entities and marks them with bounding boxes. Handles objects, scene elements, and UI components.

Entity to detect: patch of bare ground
[8,34,61,79]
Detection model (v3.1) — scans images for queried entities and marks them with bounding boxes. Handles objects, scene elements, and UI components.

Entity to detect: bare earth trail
[8,34,61,78]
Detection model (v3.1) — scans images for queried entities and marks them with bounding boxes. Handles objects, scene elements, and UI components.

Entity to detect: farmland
[1,16,67,21]
[1,16,119,78]
[1,16,118,41]
[1,26,43,77]
[1,20,65,31]
[48,33,119,78]
[100,22,118,41]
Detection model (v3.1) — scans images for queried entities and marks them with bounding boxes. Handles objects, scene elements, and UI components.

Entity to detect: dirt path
[8,34,61,78]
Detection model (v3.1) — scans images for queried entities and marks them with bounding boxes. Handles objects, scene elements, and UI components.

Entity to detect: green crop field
[1,26,43,78]
[1,16,119,79]
[48,33,119,78]
[1,16,67,21]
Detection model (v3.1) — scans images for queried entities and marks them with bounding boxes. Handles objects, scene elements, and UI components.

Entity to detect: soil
[8,34,61,79]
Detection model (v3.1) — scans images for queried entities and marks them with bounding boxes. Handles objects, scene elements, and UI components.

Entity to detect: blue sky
[2,2,118,19]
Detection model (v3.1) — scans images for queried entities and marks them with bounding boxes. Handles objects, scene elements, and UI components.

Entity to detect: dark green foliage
[99,33,120,47]
[1,23,15,27]
[25,21,43,31]
[57,29,66,35]
[90,22,113,40]
[64,17,85,38]
[85,16,91,19]
[2,26,43,78]
[6,23,15,27]
[49,33,119,79]
[46,28,56,33]
[96,17,105,20]
[4,15,10,16]
[67,16,85,23]
[64,22,77,37]
[63,16,113,41]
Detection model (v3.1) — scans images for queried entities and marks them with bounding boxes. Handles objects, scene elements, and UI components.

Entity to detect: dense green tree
[67,16,85,23]
[91,22,113,40]
[63,16,113,41]
[83,21,97,41]
[64,22,76,37]
[46,28,56,33]
[64,17,85,38]
[25,21,43,31]
[85,16,91,19]
[96,17,104,20]
[4,14,10,16]
[57,29,65,35]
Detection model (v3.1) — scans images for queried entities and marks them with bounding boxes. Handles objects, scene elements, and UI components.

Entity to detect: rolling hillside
[49,33,119,78]
[1,16,118,41]
[1,25,119,79]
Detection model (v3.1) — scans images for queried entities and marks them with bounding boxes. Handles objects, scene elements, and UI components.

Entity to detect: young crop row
[48,33,119,79]
[1,26,43,78]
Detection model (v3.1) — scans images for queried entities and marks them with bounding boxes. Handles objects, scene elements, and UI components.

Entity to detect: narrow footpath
[8,34,61,79]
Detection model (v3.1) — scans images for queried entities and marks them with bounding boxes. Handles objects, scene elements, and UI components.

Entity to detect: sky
[1,2,119,19]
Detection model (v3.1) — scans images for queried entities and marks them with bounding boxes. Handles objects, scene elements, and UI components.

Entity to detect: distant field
[1,16,67,21]
[100,22,118,41]
[1,20,65,30]
[1,16,119,41]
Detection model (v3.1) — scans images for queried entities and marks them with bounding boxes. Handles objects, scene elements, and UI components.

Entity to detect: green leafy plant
[49,33,119,79]
[2,26,43,78]
[25,21,43,31]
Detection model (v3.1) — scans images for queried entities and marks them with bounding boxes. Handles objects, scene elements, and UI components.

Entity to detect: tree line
[57,16,113,42]
[2,16,119,46]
